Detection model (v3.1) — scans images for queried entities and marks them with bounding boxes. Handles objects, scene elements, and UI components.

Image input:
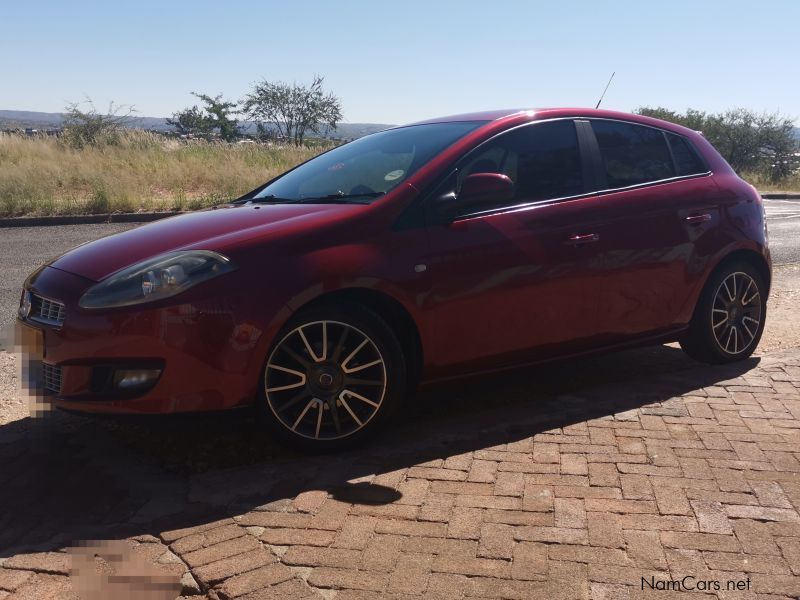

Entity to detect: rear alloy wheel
[260,306,405,450]
[680,261,766,364]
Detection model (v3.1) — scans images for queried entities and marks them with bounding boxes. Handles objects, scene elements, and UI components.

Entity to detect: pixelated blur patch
[69,540,182,600]
[9,320,54,417]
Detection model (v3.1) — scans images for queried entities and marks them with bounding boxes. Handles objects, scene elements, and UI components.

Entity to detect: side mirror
[433,172,514,220]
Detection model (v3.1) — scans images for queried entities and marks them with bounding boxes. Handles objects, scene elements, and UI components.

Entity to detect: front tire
[257,304,406,451]
[680,260,766,364]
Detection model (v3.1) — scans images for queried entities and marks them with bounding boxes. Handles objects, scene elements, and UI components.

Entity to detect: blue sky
[2,0,798,124]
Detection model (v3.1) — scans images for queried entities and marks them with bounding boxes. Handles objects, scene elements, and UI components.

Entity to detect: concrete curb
[761,192,800,200]
[0,211,184,228]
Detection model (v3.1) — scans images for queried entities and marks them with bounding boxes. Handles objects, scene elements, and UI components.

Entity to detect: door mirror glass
[458,173,514,210]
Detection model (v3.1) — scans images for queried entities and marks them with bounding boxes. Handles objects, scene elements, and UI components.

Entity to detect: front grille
[31,294,66,327]
[42,363,63,394]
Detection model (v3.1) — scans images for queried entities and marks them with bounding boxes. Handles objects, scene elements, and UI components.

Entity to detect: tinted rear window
[667,133,707,176]
[592,120,675,188]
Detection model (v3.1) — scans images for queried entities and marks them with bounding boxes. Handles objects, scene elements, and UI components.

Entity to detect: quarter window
[458,120,584,204]
[666,133,707,176]
[591,121,675,188]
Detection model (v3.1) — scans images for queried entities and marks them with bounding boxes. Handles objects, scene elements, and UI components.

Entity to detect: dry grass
[1,132,797,217]
[0,131,323,216]
[741,171,800,193]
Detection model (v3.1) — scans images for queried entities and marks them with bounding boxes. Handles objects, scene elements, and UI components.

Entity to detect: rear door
[581,119,719,338]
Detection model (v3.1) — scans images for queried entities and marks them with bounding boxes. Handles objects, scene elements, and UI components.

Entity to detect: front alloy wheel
[260,306,405,449]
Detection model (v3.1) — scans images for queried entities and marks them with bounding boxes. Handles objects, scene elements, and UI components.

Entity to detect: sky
[2,0,799,125]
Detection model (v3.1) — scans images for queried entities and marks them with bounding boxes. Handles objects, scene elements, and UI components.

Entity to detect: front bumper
[17,266,286,414]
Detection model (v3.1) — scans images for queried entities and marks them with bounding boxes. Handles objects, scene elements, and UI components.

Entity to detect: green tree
[166,105,211,136]
[636,106,799,182]
[170,93,240,141]
[62,98,135,147]
[242,75,343,146]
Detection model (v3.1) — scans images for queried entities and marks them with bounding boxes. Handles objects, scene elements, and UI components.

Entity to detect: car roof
[408,107,699,137]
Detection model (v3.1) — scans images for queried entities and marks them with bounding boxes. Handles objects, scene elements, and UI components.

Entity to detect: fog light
[113,369,161,390]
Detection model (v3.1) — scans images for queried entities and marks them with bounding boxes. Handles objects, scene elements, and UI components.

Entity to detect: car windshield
[252,121,486,203]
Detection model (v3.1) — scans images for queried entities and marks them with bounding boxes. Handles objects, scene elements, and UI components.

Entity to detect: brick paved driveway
[0,345,799,599]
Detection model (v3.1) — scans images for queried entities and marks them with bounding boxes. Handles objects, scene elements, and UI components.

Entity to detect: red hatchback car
[18,108,770,449]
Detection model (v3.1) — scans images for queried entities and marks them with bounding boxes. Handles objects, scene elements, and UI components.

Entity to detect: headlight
[79,250,236,309]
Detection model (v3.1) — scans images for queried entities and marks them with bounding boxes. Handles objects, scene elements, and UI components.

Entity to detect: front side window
[592,120,675,188]
[254,121,486,203]
[456,120,584,204]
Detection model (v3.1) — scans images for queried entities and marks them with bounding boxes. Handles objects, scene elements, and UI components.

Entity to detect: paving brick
[660,532,740,552]
[587,512,624,549]
[446,507,483,539]
[218,563,295,598]
[691,499,733,534]
[733,519,782,556]
[522,483,554,512]
[332,516,376,550]
[724,505,800,522]
[282,546,361,569]
[432,554,511,578]
[511,542,548,579]
[477,523,514,559]
[653,486,691,515]
[307,567,389,592]
[375,518,447,538]
[386,552,433,595]
[171,523,245,554]
[620,474,653,500]
[193,548,276,586]
[514,526,588,545]
[183,534,262,568]
[548,544,632,566]
[237,578,319,599]
[554,497,587,528]
[160,518,234,543]
[466,459,498,483]
[361,534,404,571]
[0,568,33,592]
[259,527,336,547]
[3,552,70,575]
[702,551,791,574]
[623,530,667,570]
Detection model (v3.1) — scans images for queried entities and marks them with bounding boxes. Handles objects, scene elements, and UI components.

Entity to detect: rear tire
[680,260,766,364]
[257,303,406,451]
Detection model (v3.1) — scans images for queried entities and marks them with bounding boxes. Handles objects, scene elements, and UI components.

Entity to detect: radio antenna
[595,71,615,109]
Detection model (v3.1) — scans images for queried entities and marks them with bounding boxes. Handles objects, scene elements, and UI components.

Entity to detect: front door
[422,119,608,375]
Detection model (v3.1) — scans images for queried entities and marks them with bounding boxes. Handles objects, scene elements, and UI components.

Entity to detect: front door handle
[685,213,712,224]
[565,233,600,245]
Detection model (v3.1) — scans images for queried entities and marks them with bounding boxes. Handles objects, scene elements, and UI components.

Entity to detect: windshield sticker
[384,169,404,181]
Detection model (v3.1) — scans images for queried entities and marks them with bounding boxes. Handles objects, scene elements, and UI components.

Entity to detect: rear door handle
[565,233,600,245]
[685,213,712,224]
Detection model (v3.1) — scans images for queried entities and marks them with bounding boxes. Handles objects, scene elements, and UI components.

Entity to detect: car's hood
[49,203,365,281]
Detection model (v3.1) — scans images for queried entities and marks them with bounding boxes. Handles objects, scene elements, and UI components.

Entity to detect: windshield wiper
[294,191,386,204]
[243,194,296,204]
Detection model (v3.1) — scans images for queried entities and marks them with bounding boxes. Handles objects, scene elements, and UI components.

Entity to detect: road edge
[0,211,184,228]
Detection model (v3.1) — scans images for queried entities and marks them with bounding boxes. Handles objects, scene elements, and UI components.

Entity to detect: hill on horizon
[0,109,394,140]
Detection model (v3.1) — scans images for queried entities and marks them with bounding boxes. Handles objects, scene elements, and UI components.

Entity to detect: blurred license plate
[17,321,44,360]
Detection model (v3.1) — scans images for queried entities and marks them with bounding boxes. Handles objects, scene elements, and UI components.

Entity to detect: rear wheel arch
[708,249,771,296]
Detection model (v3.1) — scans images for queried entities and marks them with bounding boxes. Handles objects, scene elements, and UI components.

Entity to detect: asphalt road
[0,199,798,331]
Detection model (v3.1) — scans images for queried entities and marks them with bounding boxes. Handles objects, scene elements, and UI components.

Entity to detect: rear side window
[666,133,707,176]
[591,120,675,188]
[458,120,584,203]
